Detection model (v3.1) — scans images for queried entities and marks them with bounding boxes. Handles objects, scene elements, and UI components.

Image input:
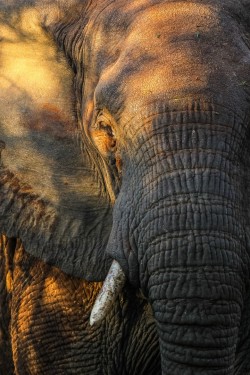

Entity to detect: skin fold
[0,0,250,374]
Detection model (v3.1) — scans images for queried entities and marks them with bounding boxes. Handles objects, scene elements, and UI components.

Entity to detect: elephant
[0,0,250,374]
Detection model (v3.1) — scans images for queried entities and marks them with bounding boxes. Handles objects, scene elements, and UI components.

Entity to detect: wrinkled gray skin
[1,0,250,374]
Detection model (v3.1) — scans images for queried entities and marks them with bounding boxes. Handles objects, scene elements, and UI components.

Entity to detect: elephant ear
[0,3,112,280]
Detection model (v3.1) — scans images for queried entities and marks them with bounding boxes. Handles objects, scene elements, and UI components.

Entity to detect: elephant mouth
[90,260,126,326]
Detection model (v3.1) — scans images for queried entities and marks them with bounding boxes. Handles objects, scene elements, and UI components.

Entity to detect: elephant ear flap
[0,4,112,281]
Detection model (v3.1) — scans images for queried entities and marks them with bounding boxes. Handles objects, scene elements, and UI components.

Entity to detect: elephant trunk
[143,176,246,372]
[108,104,249,373]
[139,114,248,373]
[146,223,245,374]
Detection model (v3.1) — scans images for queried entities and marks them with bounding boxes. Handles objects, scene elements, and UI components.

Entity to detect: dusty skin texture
[0,0,250,374]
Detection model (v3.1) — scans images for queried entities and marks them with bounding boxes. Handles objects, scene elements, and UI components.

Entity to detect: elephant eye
[90,114,117,155]
[90,113,122,195]
[98,120,112,133]
[98,121,116,144]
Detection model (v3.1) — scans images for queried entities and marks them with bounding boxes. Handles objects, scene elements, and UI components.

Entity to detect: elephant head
[1,1,250,374]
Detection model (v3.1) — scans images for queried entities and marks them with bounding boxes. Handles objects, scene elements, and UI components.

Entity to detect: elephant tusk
[89,260,126,326]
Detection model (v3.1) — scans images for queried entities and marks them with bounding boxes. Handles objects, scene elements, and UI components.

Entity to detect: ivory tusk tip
[89,299,108,326]
[89,314,100,327]
[89,260,126,327]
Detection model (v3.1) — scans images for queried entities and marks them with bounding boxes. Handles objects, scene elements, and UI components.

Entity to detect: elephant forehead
[91,1,218,77]
[127,1,217,36]
[92,1,249,116]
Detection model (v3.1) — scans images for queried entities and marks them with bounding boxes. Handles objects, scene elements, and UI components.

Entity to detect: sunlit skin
[0,235,103,372]
[0,0,250,374]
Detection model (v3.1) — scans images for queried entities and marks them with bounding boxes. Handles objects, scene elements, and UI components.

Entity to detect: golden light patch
[0,7,74,111]
[85,100,95,123]
[0,7,77,205]
[128,1,217,34]
[0,235,13,292]
[18,8,49,39]
[1,40,62,104]
[6,270,13,293]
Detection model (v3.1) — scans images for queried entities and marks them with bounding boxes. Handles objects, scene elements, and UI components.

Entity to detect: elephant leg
[0,235,15,375]
[10,244,104,375]
[10,244,160,375]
